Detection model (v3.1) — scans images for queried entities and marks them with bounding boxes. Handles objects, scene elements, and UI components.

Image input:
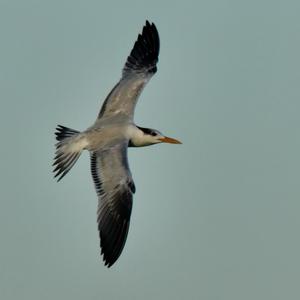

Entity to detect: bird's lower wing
[90,141,136,267]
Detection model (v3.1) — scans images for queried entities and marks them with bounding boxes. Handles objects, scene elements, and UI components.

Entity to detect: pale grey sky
[1,1,300,299]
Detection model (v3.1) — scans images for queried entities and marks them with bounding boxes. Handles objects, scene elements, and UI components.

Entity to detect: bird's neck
[128,126,153,147]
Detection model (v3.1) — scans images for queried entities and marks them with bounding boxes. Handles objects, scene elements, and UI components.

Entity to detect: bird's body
[53,21,181,267]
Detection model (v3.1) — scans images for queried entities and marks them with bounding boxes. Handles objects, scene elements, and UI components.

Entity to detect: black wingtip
[100,219,130,268]
[100,220,130,268]
[98,194,132,268]
[123,20,160,75]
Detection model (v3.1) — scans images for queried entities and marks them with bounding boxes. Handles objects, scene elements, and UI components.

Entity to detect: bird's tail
[53,125,87,181]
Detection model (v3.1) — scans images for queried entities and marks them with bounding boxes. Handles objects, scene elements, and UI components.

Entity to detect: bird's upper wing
[90,141,136,267]
[97,20,160,120]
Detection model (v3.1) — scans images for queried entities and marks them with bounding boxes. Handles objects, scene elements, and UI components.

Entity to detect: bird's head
[130,126,182,147]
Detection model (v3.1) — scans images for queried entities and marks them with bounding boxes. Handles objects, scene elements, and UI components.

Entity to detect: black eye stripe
[137,126,157,136]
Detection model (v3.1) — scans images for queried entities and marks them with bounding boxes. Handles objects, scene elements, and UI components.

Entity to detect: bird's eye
[151,132,157,136]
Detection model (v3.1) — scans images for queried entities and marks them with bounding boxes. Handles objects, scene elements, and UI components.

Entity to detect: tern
[53,21,181,267]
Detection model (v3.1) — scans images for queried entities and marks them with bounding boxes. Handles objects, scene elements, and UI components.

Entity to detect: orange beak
[159,136,182,144]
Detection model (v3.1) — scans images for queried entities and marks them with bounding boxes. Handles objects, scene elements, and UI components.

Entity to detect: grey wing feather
[90,141,136,267]
[98,20,160,120]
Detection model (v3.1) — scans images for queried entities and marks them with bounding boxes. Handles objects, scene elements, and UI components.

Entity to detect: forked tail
[53,125,86,181]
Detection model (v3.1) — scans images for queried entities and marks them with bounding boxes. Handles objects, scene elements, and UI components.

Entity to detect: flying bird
[53,21,181,267]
